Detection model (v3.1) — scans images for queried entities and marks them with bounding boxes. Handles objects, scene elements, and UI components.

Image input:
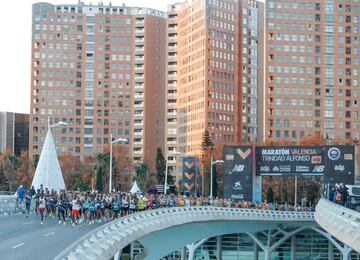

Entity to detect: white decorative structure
[129,181,141,194]
[31,126,66,191]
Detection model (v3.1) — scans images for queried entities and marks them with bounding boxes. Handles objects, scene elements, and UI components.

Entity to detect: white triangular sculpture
[31,129,66,191]
[130,180,141,194]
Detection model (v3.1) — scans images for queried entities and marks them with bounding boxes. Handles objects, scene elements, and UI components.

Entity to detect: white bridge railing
[315,198,360,253]
[55,206,314,260]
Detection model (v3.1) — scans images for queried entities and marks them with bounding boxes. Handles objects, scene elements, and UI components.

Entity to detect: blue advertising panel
[256,146,325,176]
[324,145,355,185]
[223,146,253,200]
[182,157,197,194]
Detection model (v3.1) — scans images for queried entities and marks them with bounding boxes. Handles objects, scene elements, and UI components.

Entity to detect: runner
[24,190,32,218]
[112,196,120,219]
[38,193,46,225]
[57,192,67,225]
[88,196,96,225]
[71,195,81,227]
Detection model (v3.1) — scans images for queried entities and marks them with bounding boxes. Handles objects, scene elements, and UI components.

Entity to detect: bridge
[315,198,360,254]
[2,195,359,260]
[55,206,317,260]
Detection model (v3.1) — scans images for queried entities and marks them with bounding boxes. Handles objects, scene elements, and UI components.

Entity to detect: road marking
[11,243,25,249]
[44,232,56,237]
[22,222,34,225]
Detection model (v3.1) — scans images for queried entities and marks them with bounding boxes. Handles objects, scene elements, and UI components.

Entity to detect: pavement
[0,213,104,260]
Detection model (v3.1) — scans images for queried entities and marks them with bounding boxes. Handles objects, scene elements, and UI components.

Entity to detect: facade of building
[0,112,29,156]
[265,0,360,143]
[170,0,263,156]
[163,0,264,183]
[30,2,166,170]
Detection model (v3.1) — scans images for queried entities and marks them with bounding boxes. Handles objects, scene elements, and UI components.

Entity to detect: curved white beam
[55,207,314,260]
[315,198,360,253]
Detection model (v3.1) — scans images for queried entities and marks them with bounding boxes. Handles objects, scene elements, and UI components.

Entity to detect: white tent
[130,181,141,194]
[31,129,66,191]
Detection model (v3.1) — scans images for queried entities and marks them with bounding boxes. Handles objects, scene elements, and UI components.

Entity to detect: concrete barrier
[0,195,26,216]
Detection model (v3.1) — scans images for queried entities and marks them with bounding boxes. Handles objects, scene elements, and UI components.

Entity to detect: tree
[266,187,274,203]
[0,152,19,191]
[201,129,214,151]
[299,133,325,146]
[155,148,166,184]
[96,165,104,192]
[14,151,34,190]
[94,153,110,192]
[201,129,214,196]
[133,163,149,191]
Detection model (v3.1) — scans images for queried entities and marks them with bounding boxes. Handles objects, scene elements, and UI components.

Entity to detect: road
[0,213,104,260]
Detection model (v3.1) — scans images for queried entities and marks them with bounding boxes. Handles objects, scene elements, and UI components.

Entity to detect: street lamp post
[164,151,185,195]
[210,156,224,198]
[109,133,128,193]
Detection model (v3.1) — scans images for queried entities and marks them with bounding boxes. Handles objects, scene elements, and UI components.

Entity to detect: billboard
[223,146,253,200]
[182,157,197,194]
[256,146,325,176]
[324,145,355,185]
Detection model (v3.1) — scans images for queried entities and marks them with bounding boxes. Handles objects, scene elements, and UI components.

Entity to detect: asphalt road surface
[0,213,103,260]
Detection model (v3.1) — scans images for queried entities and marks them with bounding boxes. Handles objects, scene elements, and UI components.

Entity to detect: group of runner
[18,185,315,227]
[22,187,161,226]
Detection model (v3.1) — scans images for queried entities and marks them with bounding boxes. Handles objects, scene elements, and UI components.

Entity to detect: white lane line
[11,243,25,249]
[22,222,35,225]
[44,232,56,237]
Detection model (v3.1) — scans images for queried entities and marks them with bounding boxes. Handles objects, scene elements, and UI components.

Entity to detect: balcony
[135,47,144,53]
[168,55,177,61]
[135,56,144,62]
[135,29,145,34]
[135,19,144,25]
[134,131,143,136]
[134,76,144,81]
[134,93,144,99]
[135,65,144,71]
[168,17,177,24]
[134,84,144,89]
[134,38,144,44]
[134,112,144,117]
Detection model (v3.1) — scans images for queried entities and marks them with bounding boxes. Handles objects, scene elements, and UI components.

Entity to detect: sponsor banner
[182,157,197,194]
[223,146,253,200]
[256,146,325,176]
[324,145,355,185]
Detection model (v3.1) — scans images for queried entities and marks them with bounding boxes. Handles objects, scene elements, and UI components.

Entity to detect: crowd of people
[328,183,349,206]
[15,184,315,227]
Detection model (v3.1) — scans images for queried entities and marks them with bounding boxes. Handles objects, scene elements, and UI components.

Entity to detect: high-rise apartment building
[163,0,264,183]
[164,4,181,179]
[0,112,29,156]
[30,2,166,169]
[169,0,263,157]
[265,0,360,143]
